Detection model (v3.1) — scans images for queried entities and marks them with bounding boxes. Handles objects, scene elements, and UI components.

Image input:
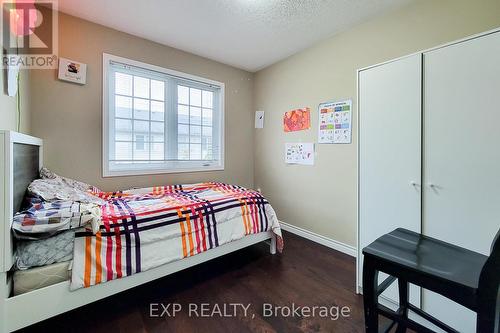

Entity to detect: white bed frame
[0,130,277,332]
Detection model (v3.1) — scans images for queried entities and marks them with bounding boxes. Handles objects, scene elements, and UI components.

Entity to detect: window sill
[103,165,225,177]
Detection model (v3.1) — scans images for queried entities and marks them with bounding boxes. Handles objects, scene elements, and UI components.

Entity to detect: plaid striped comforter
[71,182,282,290]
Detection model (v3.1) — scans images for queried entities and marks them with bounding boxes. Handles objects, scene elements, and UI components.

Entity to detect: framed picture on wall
[58,57,87,84]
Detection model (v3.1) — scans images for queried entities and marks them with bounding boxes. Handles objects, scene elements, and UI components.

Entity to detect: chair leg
[396,279,409,333]
[363,257,379,333]
[476,292,499,333]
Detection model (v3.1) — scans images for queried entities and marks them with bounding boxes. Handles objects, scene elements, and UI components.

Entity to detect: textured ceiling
[57,0,413,72]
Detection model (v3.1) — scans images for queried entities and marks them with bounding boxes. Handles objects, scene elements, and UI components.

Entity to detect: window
[103,54,224,176]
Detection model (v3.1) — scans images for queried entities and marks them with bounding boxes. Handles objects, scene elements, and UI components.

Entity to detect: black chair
[362,228,500,333]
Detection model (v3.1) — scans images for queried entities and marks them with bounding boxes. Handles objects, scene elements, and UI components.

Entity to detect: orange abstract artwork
[283,108,311,132]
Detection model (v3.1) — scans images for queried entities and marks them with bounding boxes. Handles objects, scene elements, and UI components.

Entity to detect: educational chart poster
[283,108,311,132]
[285,143,315,165]
[318,100,352,144]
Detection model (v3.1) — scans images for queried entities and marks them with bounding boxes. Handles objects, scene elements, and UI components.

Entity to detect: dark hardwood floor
[18,231,368,333]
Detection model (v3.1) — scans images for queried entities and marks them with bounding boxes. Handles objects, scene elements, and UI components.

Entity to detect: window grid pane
[176,86,216,161]
[114,71,167,162]
[115,73,132,96]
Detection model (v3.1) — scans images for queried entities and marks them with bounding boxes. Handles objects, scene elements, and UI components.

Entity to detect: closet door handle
[428,183,440,191]
[410,181,420,187]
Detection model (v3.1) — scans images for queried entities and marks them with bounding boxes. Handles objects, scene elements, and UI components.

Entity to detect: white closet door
[358,54,422,306]
[423,31,500,333]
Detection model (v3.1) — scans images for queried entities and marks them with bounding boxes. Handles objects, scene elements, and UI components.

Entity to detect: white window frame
[102,53,225,177]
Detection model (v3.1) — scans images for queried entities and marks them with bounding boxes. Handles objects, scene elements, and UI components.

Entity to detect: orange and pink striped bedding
[70,182,283,290]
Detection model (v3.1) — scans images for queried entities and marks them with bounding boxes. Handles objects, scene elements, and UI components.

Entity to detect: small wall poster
[318,99,352,144]
[58,57,87,84]
[285,142,315,165]
[284,108,311,132]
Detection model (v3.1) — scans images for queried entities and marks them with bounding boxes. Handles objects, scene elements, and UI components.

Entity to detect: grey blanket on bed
[15,230,76,270]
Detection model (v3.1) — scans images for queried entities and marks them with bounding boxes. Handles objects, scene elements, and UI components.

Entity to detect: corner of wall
[18,69,31,134]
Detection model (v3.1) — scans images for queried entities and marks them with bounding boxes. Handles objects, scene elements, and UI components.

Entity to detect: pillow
[29,167,105,206]
[15,229,78,270]
[12,196,101,239]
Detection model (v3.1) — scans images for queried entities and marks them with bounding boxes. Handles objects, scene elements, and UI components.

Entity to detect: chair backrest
[490,227,500,255]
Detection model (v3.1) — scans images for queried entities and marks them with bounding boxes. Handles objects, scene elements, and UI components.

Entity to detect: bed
[0,131,282,332]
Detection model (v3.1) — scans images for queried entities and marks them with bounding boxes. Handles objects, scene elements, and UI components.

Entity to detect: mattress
[13,261,71,296]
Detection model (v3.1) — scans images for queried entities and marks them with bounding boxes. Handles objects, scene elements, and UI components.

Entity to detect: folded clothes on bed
[12,196,101,239]
[30,167,105,205]
[12,167,105,239]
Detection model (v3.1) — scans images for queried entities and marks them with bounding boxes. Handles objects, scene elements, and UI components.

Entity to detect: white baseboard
[279,221,357,257]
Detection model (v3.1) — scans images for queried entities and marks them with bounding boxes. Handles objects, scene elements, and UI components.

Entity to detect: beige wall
[30,11,255,191]
[0,69,31,133]
[27,1,500,246]
[254,0,500,247]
